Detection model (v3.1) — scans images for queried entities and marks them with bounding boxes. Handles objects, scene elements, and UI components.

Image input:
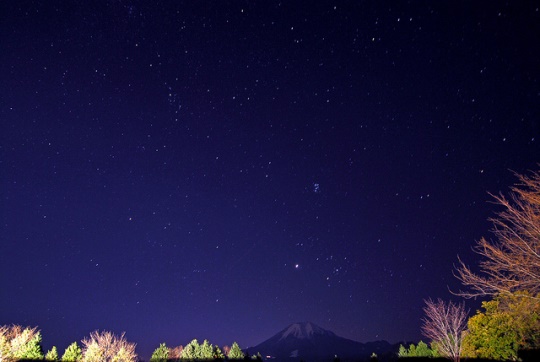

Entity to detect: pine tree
[213,345,224,359]
[150,343,169,362]
[62,341,83,361]
[415,341,432,357]
[15,330,44,359]
[200,340,214,359]
[181,339,201,359]
[46,345,59,361]
[397,344,408,357]
[227,342,244,359]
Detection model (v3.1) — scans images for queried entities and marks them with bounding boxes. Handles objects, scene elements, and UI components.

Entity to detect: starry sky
[1,1,540,360]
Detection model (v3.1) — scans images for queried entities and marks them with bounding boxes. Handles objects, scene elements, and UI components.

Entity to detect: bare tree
[81,330,137,362]
[455,169,540,299]
[422,299,468,362]
[168,345,183,359]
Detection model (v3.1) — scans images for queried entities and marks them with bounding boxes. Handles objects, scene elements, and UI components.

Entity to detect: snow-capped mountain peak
[279,322,333,340]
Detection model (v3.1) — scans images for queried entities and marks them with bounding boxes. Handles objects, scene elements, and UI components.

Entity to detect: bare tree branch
[454,169,540,299]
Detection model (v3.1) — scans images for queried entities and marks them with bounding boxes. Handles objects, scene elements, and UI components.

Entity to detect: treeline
[150,339,259,361]
[0,326,254,362]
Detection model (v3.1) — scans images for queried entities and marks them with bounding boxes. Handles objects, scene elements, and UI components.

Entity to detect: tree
[213,345,224,359]
[181,339,201,359]
[200,339,214,359]
[397,341,434,358]
[422,299,468,362]
[7,326,44,360]
[461,292,540,360]
[169,345,183,360]
[227,342,244,359]
[397,344,407,358]
[415,341,432,357]
[46,345,59,361]
[0,325,41,361]
[151,343,169,361]
[81,330,137,362]
[62,341,83,361]
[455,169,540,299]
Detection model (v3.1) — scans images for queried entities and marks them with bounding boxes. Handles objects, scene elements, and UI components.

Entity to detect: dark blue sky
[1,1,539,360]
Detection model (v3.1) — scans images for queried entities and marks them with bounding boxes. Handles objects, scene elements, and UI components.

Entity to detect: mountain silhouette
[245,322,396,361]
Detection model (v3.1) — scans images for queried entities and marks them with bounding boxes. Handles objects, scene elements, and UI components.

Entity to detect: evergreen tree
[150,343,169,361]
[415,341,432,357]
[46,345,59,361]
[407,344,416,357]
[213,345,224,359]
[62,341,83,361]
[200,340,214,359]
[227,342,244,359]
[397,344,408,357]
[14,330,44,359]
[181,339,201,359]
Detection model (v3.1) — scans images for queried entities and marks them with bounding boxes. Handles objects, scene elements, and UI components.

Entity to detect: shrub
[62,341,83,361]
[81,330,137,362]
[150,343,169,361]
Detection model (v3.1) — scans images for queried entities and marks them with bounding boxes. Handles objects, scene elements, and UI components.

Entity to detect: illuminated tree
[455,169,540,299]
[62,341,83,361]
[181,339,201,359]
[169,345,183,359]
[1,325,44,360]
[461,292,540,360]
[200,339,214,359]
[81,330,137,362]
[150,343,169,361]
[45,345,59,361]
[213,345,224,359]
[397,341,434,358]
[421,299,468,362]
[227,342,244,359]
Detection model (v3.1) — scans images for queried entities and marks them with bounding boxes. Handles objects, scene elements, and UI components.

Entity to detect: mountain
[245,322,397,361]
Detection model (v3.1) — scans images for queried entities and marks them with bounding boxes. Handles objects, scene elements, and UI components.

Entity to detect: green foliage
[461,293,540,361]
[82,340,104,362]
[150,343,169,361]
[45,345,59,361]
[429,342,441,357]
[62,341,83,361]
[112,346,134,362]
[227,342,244,359]
[415,341,432,357]
[200,339,214,359]
[397,341,434,358]
[181,339,201,359]
[13,330,44,359]
[213,345,224,359]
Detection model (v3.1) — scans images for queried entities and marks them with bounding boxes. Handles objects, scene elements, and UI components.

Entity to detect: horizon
[1,1,539,361]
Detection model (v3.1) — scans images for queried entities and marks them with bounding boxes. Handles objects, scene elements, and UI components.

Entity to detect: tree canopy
[462,292,540,360]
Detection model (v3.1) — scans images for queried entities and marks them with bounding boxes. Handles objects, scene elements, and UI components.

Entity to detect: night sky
[1,1,540,360]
